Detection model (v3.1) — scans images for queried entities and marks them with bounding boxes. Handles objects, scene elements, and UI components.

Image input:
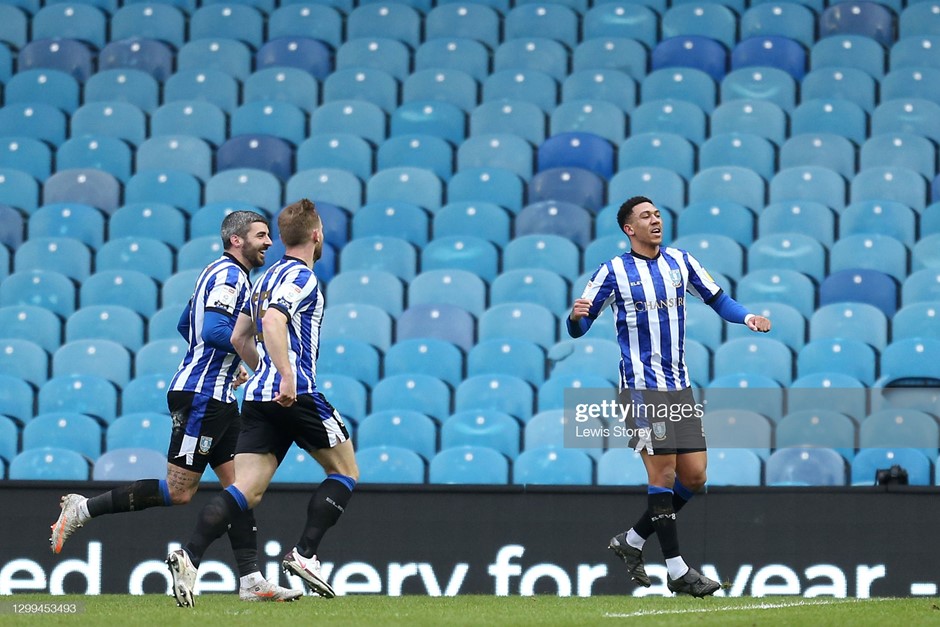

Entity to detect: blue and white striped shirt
[243,256,323,402]
[169,254,252,402]
[582,247,722,391]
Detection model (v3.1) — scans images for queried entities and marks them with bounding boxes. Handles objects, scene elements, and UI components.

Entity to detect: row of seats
[5,441,939,486]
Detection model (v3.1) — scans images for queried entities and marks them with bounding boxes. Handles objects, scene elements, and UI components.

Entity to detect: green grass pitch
[2,595,938,626]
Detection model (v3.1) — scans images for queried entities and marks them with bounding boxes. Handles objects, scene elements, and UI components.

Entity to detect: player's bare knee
[168,486,195,505]
[650,468,676,488]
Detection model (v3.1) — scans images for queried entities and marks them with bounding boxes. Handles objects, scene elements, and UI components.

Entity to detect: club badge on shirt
[669,269,683,288]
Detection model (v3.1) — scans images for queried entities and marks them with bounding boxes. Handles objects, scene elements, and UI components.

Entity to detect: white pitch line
[604,597,892,618]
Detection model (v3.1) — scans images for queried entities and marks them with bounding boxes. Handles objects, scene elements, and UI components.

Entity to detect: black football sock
[86,479,169,517]
[648,487,681,559]
[632,479,695,540]
[295,475,355,558]
[185,487,246,567]
[227,509,259,579]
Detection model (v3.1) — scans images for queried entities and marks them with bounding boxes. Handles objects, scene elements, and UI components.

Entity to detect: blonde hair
[277,199,321,247]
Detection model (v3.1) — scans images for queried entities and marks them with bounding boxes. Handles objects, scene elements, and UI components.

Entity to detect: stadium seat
[468,339,546,386]
[65,305,143,352]
[383,338,464,388]
[791,99,868,145]
[671,234,744,281]
[133,339,185,379]
[70,101,146,147]
[336,37,410,81]
[28,203,105,249]
[42,169,121,216]
[84,68,159,114]
[455,374,534,423]
[297,135,372,182]
[356,446,425,484]
[378,135,453,181]
[441,411,520,459]
[797,338,878,386]
[6,69,79,114]
[320,303,392,352]
[0,413,16,465]
[0,270,76,317]
[98,37,173,82]
[429,446,510,485]
[9,447,88,480]
[317,339,381,387]
[651,35,728,83]
[642,68,718,113]
[583,3,657,47]
[493,38,569,83]
[820,269,899,318]
[121,374,171,416]
[109,203,187,249]
[433,201,511,246]
[706,373,785,423]
[860,409,939,460]
[732,36,808,81]
[721,67,797,112]
[414,38,489,83]
[842,199,916,248]
[390,101,466,145]
[526,408,603,458]
[357,410,437,460]
[811,35,885,78]
[758,200,836,248]
[852,166,928,214]
[95,237,173,282]
[892,303,940,342]
[661,3,736,48]
[819,1,895,48]
[243,68,320,115]
[447,167,525,214]
[479,303,557,350]
[830,234,908,283]
[803,68,876,113]
[699,134,776,182]
[23,412,100,458]
[902,269,940,305]
[0,138,50,183]
[628,100,706,145]
[765,447,847,486]
[809,302,886,351]
[879,338,940,384]
[562,70,638,114]
[852,448,932,486]
[111,3,184,48]
[707,448,764,486]
[255,37,332,80]
[779,134,857,180]
[0,4,26,50]
[769,166,847,214]
[327,270,403,317]
[914,233,940,272]
[316,374,367,425]
[403,68,478,113]
[407,269,486,316]
[505,3,578,46]
[366,167,443,212]
[861,133,936,180]
[872,98,940,144]
[489,270,567,317]
[287,168,363,213]
[17,38,92,83]
[150,101,226,148]
[742,2,816,46]
[0,338,47,387]
[0,374,33,424]
[688,167,766,213]
[550,100,628,145]
[677,201,756,246]
[33,3,105,49]
[788,374,867,423]
[15,237,91,282]
[710,99,787,145]
[348,3,420,48]
[0,304,60,353]
[776,410,857,461]
[190,3,262,51]
[537,133,614,181]
[484,69,558,113]
[397,304,476,352]
[339,236,416,281]
[618,133,695,180]
[206,169,282,216]
[572,37,648,80]
[370,374,451,421]
[703,409,773,459]
[92,448,165,481]
[515,201,593,249]
[310,98,389,144]
[271,445,327,484]
[324,68,399,114]
[513,447,593,485]
[470,101,547,146]
[56,136,132,183]
[548,338,622,385]
[421,236,498,282]
[503,235,580,283]
[713,337,793,385]
[217,134,292,181]
[891,35,940,70]
[268,4,341,48]
[52,339,130,387]
[608,167,686,215]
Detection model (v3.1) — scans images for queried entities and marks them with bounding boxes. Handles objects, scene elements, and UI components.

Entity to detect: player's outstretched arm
[566,298,594,338]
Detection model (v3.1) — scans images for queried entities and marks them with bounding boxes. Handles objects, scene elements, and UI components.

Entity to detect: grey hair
[220,210,270,249]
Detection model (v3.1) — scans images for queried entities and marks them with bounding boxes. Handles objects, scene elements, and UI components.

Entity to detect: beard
[243,243,268,268]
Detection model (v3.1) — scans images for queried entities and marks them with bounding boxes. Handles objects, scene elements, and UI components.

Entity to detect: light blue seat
[42,169,121,215]
[861,133,936,179]
[872,98,940,144]
[327,270,403,317]
[339,236,416,281]
[268,4,342,49]
[136,136,212,183]
[662,3,737,48]
[503,235,580,282]
[841,200,916,247]
[548,338,622,384]
[271,445,327,484]
[791,99,868,145]
[408,269,486,316]
[860,409,939,460]
[776,410,857,461]
[903,269,940,305]
[0,103,66,148]
[317,374,368,425]
[572,37,649,80]
[562,69,638,114]
[596,448,651,485]
[901,2,940,38]
[28,203,105,249]
[0,414,17,465]
[642,67,717,113]
[429,446,509,484]
[525,408,603,459]
[244,68,320,115]
[584,4,657,48]
[852,448,932,486]
[336,37,411,81]
[537,373,614,413]
[769,166,847,213]
[891,35,940,71]
[18,38,92,83]
[582,233,633,273]
[506,3,578,46]
[720,67,797,111]
[819,1,894,48]
[710,99,787,145]
[287,168,363,213]
[135,339,186,379]
[0,4,26,49]
[672,234,744,280]
[160,270,201,309]
[65,305,143,352]
[797,338,877,385]
[33,3,105,48]
[550,100,627,144]
[0,138,51,182]
[0,304,60,353]
[689,166,766,212]
[96,237,173,282]
[310,100,386,146]
[677,201,756,246]
[484,69,558,113]
[384,338,464,388]
[490,268,569,315]
[741,2,816,47]
[367,167,443,212]
[608,167,686,212]
[390,101,466,145]
[317,338,381,387]
[347,3,421,49]
[0,373,33,424]
[0,270,75,317]
[732,36,808,81]
[830,234,908,282]
[206,168,282,216]
[851,166,927,213]
[914,234,940,272]
[357,410,437,460]
[879,337,940,384]
[699,133,776,181]
[218,132,294,180]
[758,200,836,247]
[513,446,593,485]
[70,101,146,146]
[455,374,534,423]
[92,447,165,481]
[516,200,593,248]
[370,375,451,421]
[230,101,307,146]
[356,446,425,483]
[403,68,479,112]
[352,201,429,246]
[177,236,226,273]
[479,303,557,349]
[468,338,546,386]
[321,303,392,351]
[109,203,186,251]
[765,447,847,486]
[470,100,547,145]
[728,301,806,351]
[98,37,174,82]
[377,135,454,181]
[111,3,184,48]
[190,5,262,49]
[702,409,773,459]
[811,35,885,78]
[779,133,856,180]
[713,337,793,385]
[9,447,88,480]
[151,101,227,147]
[707,448,764,486]
[628,99,706,144]
[820,269,899,318]
[121,374,171,415]
[324,68,399,113]
[55,136,132,183]
[421,236,498,282]
[84,68,159,113]
[414,38,489,83]
[707,376,782,423]
[0,338,47,387]
[494,37,569,82]
[448,167,525,214]
[6,69,79,114]
[255,36,332,80]
[805,66,877,112]
[892,303,940,341]
[297,134,373,182]
[618,133,695,180]
[23,412,100,457]
[14,237,91,282]
[397,303,476,352]
[147,307,181,342]
[433,201,512,245]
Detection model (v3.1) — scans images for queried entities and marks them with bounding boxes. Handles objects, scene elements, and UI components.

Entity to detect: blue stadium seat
[830,234,908,282]
[562,70,637,116]
[0,139,51,183]
[356,446,425,484]
[177,236,225,273]
[820,268,899,318]
[390,101,466,145]
[470,101,547,145]
[230,102,307,146]
[732,300,807,352]
[596,448,652,486]
[370,374,451,420]
[779,134,856,180]
[642,67,717,113]
[121,374,171,415]
[759,201,835,249]
[572,37,649,80]
[9,447,88,480]
[268,4,342,49]
[494,38,569,82]
[96,238,173,282]
[6,69,79,114]
[408,269,486,316]
[447,167,525,214]
[548,338,622,384]
[852,448,932,485]
[710,99,787,145]
[84,68,159,113]
[415,38,489,83]
[652,36,728,83]
[860,409,939,460]
[699,133,776,181]
[33,4,105,49]
[861,133,936,179]
[134,339,186,379]
[769,166,847,213]
[433,201,512,245]
[18,38,93,83]
[92,447,165,481]
[0,304,60,353]
[66,305,143,352]
[317,374,367,425]
[584,4,657,48]
[902,269,940,305]
[455,374,534,423]
[468,339,546,386]
[688,166,766,212]
[397,304,476,352]
[28,203,105,249]
[841,200,916,247]
[503,235,580,282]
[0,270,75,317]
[790,375,867,421]
[339,236,416,280]
[107,413,172,453]
[702,409,773,459]
[776,410,857,461]
[176,37,250,81]
[320,303,392,351]
[879,337,940,384]
[582,232,635,273]
[618,133,695,180]
[891,35,940,70]
[217,135,293,181]
[110,203,187,250]
[0,373,33,424]
[327,270,403,316]
[270,445,327,484]
[515,201,593,249]
[490,268,570,315]
[190,5,262,50]
[42,169,121,215]
[80,269,157,317]
[150,101,226,148]
[536,373,613,414]
[549,100,628,145]
[98,38,174,82]
[429,446,509,484]
[732,36,808,81]
[52,338,131,387]
[802,67,876,113]
[23,412,101,458]
[0,4,26,49]
[525,408,603,458]
[791,99,868,145]
[337,37,410,82]
[165,67,240,114]
[608,167,686,213]
[15,237,91,282]
[671,234,744,280]
[378,135,454,181]
[347,5,422,48]
[0,338,47,387]
[514,447,593,485]
[707,448,764,486]
[479,303,557,349]
[892,303,940,341]
[505,3,578,46]
[297,135,372,182]
[421,236,498,282]
[819,1,895,48]
[914,231,940,270]
[742,3,816,47]
[287,168,363,213]
[256,37,332,80]
[765,447,847,486]
[797,338,878,385]
[147,307,181,342]
[721,67,797,112]
[0,104,66,149]
[403,69,479,112]
[324,68,399,113]
[367,167,443,212]
[243,68,319,115]
[851,166,927,213]
[111,3,184,48]
[56,136,132,183]
[810,302,887,351]
[426,4,500,48]
[537,133,614,180]
[662,1,738,45]
[357,410,437,460]
[811,35,885,78]
[713,337,794,385]
[872,98,940,144]
[70,101,146,147]
[206,169,282,216]
[0,414,16,465]
[484,69,558,113]
[677,201,755,246]
[630,99,708,145]
[683,300,723,352]
[384,338,464,388]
